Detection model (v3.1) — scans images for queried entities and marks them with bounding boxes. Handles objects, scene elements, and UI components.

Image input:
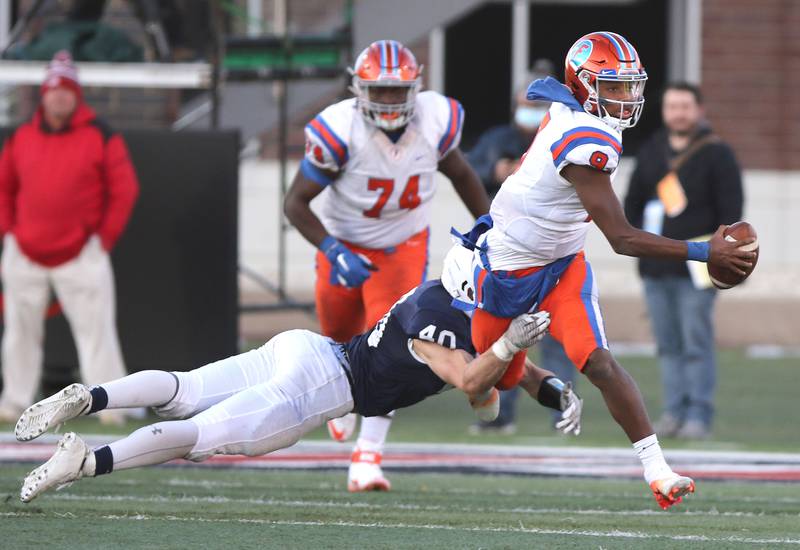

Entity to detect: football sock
[633,434,674,484]
[106,420,199,472]
[87,386,108,414]
[81,445,108,477]
[97,371,179,410]
[356,411,395,453]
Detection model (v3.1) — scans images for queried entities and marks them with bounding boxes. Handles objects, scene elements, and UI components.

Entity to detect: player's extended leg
[543,254,694,509]
[15,339,292,442]
[344,230,429,492]
[20,330,355,502]
[19,340,297,501]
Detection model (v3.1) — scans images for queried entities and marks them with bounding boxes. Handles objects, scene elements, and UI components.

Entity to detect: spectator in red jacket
[0,51,139,424]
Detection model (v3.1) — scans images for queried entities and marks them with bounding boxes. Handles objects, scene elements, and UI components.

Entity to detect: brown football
[707,221,759,289]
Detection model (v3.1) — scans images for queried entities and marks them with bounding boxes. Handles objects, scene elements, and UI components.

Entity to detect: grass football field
[1,350,798,548]
[2,467,799,549]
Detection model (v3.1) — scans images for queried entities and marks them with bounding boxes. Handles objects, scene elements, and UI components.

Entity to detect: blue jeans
[496,334,577,425]
[642,276,717,427]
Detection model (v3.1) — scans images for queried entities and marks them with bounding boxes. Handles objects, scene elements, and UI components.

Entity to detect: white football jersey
[484,101,623,269]
[303,91,464,249]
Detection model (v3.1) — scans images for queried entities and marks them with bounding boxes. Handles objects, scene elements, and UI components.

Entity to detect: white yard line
[1,511,799,545]
[37,493,800,519]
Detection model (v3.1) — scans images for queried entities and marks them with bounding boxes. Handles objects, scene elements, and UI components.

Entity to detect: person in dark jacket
[467,60,554,198]
[624,82,743,440]
[0,51,139,424]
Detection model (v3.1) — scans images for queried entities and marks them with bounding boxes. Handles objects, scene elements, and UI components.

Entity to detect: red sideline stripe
[309,119,346,163]
[551,131,622,161]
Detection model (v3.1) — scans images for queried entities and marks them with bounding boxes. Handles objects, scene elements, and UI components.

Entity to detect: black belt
[329,341,354,390]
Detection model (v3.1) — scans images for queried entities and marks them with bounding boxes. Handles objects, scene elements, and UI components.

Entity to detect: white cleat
[347,448,391,492]
[327,413,358,442]
[15,383,92,442]
[20,432,89,503]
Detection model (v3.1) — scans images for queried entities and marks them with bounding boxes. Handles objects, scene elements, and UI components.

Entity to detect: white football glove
[491,311,551,361]
[554,382,583,436]
[469,388,500,422]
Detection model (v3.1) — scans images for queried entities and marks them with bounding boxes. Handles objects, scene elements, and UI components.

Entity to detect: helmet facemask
[351,75,421,131]
[579,71,647,130]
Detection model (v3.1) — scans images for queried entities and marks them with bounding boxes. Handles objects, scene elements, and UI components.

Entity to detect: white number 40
[418,325,456,349]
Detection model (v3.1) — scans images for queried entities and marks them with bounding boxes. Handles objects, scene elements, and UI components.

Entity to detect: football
[707,221,759,289]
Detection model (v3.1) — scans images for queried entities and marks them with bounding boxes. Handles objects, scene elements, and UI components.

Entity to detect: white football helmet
[441,244,479,313]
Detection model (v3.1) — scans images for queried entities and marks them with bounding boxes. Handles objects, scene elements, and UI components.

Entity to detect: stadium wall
[702,0,800,170]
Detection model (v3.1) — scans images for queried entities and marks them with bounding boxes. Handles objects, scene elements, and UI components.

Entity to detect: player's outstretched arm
[438,149,492,218]
[412,340,508,398]
[562,164,756,275]
[412,311,551,398]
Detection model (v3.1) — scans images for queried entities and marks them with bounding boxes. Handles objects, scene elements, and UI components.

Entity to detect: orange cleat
[650,475,696,510]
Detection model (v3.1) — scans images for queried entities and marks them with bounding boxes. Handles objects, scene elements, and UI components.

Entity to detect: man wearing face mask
[466,60,577,435]
[467,60,554,198]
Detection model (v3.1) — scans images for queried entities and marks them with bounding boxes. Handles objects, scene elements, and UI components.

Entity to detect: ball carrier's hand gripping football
[320,236,378,288]
[707,222,759,289]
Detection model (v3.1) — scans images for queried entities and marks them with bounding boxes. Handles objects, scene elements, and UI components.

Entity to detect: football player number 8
[363,175,421,218]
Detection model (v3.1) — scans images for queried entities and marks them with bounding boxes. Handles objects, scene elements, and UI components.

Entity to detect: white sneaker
[327,413,358,442]
[15,383,92,442]
[20,432,89,503]
[347,448,391,492]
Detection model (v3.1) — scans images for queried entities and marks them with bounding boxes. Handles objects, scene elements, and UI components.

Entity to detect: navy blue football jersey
[344,280,475,417]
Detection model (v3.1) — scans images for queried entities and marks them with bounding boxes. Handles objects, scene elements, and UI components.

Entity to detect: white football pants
[0,235,127,411]
[155,329,355,461]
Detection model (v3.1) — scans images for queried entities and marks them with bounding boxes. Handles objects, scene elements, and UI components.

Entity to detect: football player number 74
[363,175,421,218]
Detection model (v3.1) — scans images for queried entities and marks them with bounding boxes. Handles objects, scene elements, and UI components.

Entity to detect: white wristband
[491,336,518,362]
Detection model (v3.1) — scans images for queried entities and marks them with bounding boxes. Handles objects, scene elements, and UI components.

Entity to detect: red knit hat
[40,50,82,99]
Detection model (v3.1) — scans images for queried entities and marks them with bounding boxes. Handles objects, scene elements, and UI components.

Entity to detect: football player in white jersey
[284,40,490,491]
[453,32,755,509]
[15,250,585,504]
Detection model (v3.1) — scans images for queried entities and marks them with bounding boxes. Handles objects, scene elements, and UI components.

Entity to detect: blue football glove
[320,236,376,288]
